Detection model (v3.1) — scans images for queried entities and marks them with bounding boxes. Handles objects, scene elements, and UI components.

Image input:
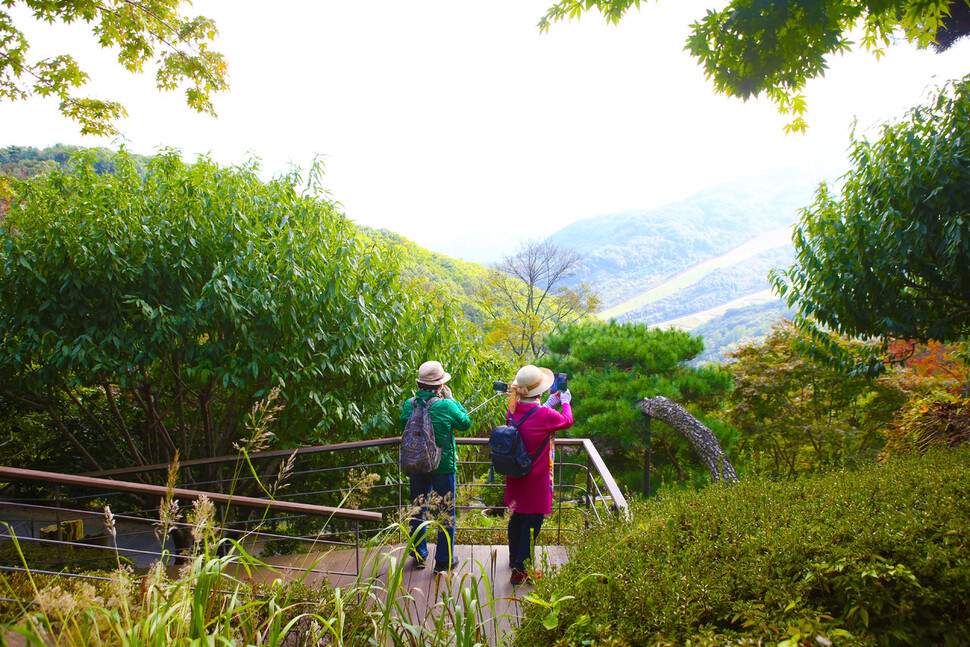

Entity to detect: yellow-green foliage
[519,448,970,646]
[357,226,491,323]
[727,320,907,476]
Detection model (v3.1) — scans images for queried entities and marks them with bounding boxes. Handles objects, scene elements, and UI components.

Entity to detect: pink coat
[503,402,574,515]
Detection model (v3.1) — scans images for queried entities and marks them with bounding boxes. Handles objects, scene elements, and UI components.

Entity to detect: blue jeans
[408,472,456,566]
[508,512,544,575]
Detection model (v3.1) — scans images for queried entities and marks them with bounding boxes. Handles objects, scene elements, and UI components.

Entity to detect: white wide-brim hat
[513,365,555,398]
[417,360,451,386]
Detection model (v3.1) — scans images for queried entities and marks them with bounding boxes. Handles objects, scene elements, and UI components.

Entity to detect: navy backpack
[488,407,551,479]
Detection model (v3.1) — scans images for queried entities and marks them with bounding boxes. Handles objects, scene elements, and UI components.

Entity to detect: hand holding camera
[560,389,572,405]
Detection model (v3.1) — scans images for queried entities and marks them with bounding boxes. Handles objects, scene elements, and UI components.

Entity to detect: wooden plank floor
[251,543,569,644]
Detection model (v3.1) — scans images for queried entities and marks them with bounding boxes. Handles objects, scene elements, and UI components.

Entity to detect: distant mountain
[541,168,832,362]
[548,169,820,311]
[612,245,795,324]
[690,300,795,364]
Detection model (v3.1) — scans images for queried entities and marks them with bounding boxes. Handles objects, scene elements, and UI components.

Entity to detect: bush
[0,149,506,473]
[518,448,970,646]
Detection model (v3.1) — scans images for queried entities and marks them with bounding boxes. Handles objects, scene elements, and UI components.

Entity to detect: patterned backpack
[400,396,441,474]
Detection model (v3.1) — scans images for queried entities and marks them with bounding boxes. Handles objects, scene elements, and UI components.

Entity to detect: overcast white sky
[2,1,969,259]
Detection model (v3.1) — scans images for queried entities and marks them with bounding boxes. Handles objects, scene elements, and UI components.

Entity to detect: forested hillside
[356,226,489,322]
[0,144,153,179]
[612,246,795,325]
[548,170,817,310]
[690,300,794,364]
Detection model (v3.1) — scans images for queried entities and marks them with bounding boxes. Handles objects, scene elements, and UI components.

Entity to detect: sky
[2,1,969,261]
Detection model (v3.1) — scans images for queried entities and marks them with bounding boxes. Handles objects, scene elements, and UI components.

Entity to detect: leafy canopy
[0,149,499,471]
[540,0,968,132]
[0,0,227,135]
[772,73,970,372]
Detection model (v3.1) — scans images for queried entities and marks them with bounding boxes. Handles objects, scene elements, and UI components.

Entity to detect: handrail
[0,465,381,523]
[79,435,627,516]
[455,437,628,515]
[84,437,404,478]
[579,438,629,515]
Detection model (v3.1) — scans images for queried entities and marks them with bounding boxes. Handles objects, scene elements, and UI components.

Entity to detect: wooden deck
[249,543,569,643]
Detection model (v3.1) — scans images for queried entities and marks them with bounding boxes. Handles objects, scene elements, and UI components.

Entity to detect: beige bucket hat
[417,360,451,386]
[512,365,555,398]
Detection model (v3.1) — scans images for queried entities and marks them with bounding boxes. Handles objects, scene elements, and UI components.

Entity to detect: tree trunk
[637,396,739,484]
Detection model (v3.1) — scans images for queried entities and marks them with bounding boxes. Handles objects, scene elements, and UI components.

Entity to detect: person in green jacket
[400,360,471,573]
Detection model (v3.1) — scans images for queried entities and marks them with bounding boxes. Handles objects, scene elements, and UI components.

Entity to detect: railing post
[354,520,361,576]
[556,443,563,545]
[54,484,63,567]
[585,454,593,530]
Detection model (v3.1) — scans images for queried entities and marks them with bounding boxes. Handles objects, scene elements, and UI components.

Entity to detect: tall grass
[2,510,572,646]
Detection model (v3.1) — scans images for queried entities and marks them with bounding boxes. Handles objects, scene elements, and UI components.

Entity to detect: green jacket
[399,389,471,474]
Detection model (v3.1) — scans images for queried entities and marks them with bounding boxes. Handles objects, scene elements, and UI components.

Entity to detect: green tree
[1,0,227,135]
[545,321,733,493]
[478,240,600,361]
[540,0,970,131]
[771,74,970,373]
[0,149,500,473]
[727,320,906,476]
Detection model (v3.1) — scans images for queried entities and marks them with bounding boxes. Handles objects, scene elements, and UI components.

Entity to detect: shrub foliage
[0,149,500,473]
[519,449,970,646]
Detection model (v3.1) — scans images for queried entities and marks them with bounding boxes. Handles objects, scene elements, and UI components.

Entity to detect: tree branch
[638,396,738,483]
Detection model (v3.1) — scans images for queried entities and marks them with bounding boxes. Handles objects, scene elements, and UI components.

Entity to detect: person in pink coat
[503,364,574,585]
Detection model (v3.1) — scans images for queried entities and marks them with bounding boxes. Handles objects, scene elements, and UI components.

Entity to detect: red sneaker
[510,571,527,586]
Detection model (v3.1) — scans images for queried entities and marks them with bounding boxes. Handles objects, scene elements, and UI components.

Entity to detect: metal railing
[78,435,627,536]
[0,435,626,603]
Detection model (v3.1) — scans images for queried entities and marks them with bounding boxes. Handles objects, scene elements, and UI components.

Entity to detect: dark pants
[508,512,544,574]
[408,472,456,566]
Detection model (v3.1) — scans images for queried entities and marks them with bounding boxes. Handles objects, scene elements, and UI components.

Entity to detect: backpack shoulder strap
[507,405,540,429]
[413,396,440,410]
[528,432,553,463]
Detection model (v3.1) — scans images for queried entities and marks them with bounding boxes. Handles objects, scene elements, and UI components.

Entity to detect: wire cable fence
[0,436,625,607]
